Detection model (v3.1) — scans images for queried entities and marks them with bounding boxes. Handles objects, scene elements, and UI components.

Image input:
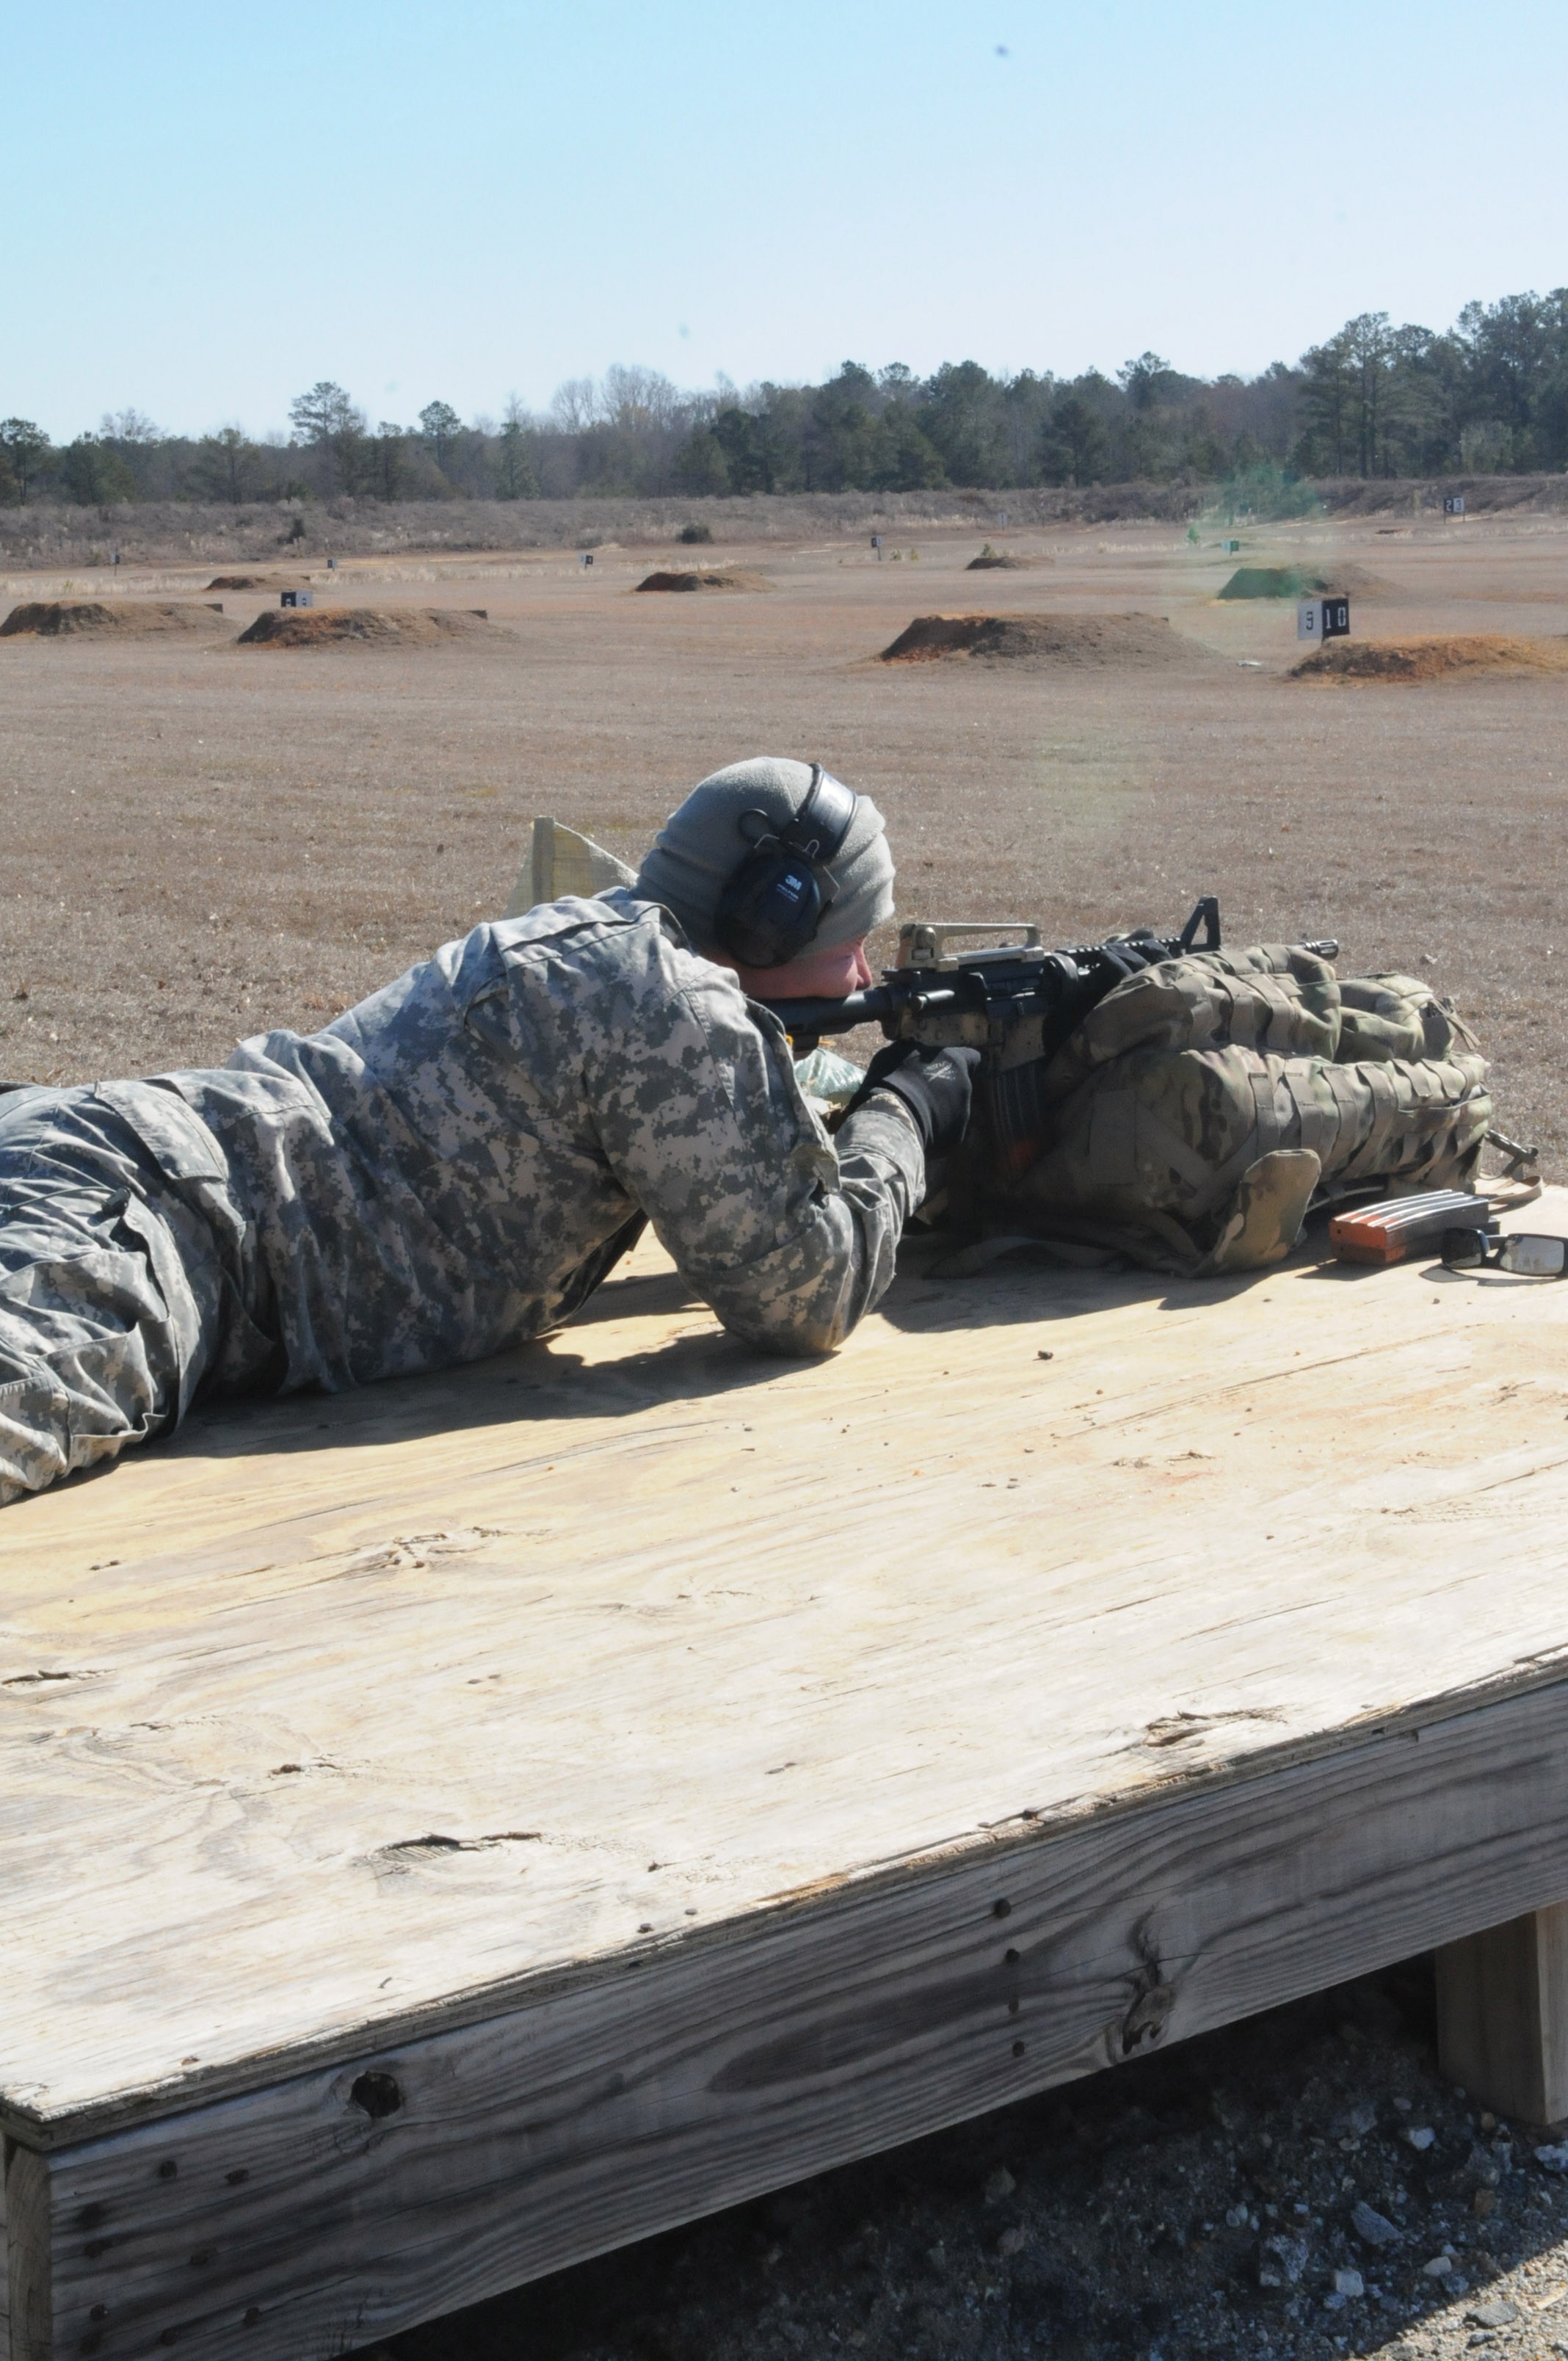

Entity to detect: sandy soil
[234,604,509,647]
[2,509,1566,1157]
[0,598,231,638]
[1292,635,1568,682]
[879,611,1196,664]
[4,512,1568,2361]
[634,567,774,592]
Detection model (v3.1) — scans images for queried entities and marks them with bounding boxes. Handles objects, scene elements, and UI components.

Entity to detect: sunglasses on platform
[1441,1229,1568,1278]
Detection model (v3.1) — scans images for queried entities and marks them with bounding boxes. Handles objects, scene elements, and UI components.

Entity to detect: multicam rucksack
[987,946,1492,1274]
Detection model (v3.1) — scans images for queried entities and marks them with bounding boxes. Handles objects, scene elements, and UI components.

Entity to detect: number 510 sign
[1297,596,1350,642]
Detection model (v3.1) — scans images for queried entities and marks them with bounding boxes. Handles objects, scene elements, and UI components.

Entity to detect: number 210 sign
[1297,597,1350,642]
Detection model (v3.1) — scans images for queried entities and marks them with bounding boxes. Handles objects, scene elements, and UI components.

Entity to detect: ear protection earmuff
[712,764,858,968]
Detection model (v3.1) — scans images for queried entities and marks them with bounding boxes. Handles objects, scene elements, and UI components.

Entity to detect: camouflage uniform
[1003,946,1492,1272]
[0,892,923,1504]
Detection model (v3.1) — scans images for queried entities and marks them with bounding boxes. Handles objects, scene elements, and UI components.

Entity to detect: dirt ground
[4,511,1568,2361]
[3,509,1564,1156]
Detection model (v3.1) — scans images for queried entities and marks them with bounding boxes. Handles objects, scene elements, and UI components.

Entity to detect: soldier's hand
[860,1042,980,1158]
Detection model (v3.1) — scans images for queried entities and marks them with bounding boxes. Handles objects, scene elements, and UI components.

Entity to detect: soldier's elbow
[726,1307,846,1359]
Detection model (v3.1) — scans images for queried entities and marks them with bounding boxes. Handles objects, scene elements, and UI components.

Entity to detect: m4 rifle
[765,896,1340,1202]
[768,898,1291,1056]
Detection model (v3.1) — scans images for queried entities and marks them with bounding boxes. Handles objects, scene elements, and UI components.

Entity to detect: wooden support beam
[1437,1902,1568,2127]
[8,1677,1568,2361]
[4,2141,51,2361]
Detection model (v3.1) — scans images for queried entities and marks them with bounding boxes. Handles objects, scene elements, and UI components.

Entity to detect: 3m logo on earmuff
[713,765,857,970]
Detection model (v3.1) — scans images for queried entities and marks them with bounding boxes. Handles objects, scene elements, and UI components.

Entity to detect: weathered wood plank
[4,1203,1568,2144]
[15,1675,1568,2361]
[4,2143,48,2361]
[1436,1902,1568,2125]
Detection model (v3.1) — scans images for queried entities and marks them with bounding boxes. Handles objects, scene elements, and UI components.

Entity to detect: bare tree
[550,378,600,434]
[100,407,161,443]
[600,364,683,432]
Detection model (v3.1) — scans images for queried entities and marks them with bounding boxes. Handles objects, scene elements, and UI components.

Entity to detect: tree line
[4,286,1565,511]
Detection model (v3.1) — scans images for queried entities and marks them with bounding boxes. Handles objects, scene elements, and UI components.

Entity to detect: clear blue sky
[7,0,1566,439]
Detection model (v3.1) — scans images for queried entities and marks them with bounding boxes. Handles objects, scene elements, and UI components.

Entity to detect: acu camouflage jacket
[164,891,925,1388]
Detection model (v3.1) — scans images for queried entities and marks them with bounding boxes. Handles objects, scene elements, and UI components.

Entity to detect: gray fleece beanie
[635,758,896,955]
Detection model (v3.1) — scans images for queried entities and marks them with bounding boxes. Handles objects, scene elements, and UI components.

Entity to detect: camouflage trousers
[0,1085,275,1506]
[995,947,1492,1274]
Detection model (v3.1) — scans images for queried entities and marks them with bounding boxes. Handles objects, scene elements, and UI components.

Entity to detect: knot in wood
[1118,1974,1176,2057]
[349,2069,404,2120]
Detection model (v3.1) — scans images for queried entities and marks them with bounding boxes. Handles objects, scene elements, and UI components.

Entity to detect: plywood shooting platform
[5,1197,1568,2360]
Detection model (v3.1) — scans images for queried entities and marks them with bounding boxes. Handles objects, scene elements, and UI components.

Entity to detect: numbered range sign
[1297,596,1350,642]
[1444,493,1466,516]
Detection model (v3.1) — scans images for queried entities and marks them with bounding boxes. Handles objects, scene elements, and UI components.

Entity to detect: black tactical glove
[848,1040,980,1158]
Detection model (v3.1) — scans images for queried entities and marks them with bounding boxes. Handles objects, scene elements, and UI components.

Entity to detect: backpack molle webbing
[994,935,1492,1275]
[1037,943,1341,1106]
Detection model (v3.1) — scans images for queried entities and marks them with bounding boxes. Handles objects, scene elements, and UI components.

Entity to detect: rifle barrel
[762,912,1335,1046]
[762,987,896,1037]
